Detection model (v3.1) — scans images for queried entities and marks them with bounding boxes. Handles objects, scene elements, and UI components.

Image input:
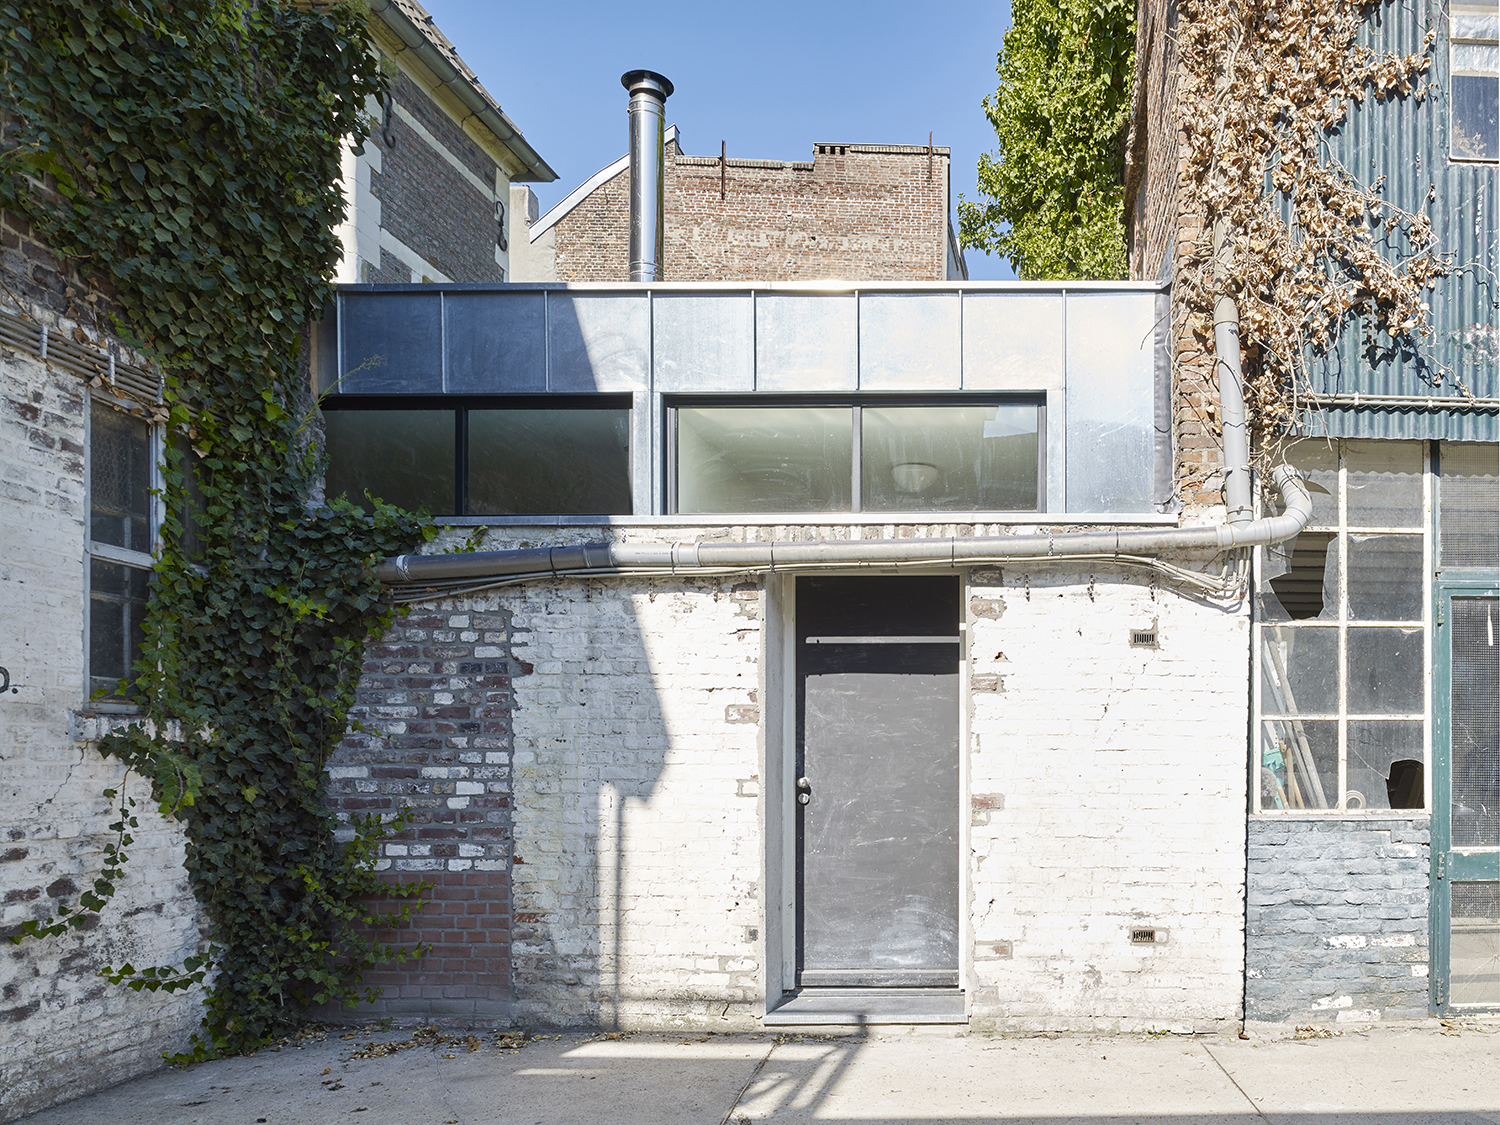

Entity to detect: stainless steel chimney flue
[621,70,673,282]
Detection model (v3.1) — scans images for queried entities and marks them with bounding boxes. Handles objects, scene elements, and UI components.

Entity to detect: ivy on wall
[958,0,1136,280]
[2,0,432,1056]
[1173,0,1447,469]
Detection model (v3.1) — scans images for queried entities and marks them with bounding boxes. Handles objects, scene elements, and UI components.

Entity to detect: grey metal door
[795,576,960,987]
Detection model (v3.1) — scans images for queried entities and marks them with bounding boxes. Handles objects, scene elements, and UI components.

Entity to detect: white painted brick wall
[966,566,1247,1034]
[507,577,763,1029]
[1,340,204,1123]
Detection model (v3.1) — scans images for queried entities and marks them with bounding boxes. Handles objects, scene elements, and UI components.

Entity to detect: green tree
[959,0,1135,280]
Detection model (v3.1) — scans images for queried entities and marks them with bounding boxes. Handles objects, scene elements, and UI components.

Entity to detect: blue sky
[420,1,1017,280]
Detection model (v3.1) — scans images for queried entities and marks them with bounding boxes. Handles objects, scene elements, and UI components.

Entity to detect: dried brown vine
[1173,0,1449,483]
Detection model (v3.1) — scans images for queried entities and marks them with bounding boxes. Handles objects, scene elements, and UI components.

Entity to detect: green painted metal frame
[1430,577,1500,1013]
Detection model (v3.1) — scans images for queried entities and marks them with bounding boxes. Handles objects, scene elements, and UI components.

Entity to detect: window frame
[1450,3,1500,164]
[86,394,161,709]
[665,393,1048,517]
[319,393,635,517]
[1252,439,1434,816]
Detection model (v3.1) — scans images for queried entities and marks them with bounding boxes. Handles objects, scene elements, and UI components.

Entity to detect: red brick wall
[367,73,505,284]
[1126,0,1223,509]
[553,141,951,282]
[323,607,519,1020]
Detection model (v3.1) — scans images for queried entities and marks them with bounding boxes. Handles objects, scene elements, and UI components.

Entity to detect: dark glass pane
[677,407,853,514]
[1347,627,1424,714]
[861,406,1039,512]
[90,558,149,698]
[467,409,630,515]
[323,409,456,515]
[1260,719,1338,811]
[167,431,206,559]
[1450,598,1500,850]
[90,402,151,552]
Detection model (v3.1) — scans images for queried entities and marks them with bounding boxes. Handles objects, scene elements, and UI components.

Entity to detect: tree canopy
[959,0,1135,280]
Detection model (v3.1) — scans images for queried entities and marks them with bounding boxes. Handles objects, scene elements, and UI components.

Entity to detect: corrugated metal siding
[1295,0,1498,441]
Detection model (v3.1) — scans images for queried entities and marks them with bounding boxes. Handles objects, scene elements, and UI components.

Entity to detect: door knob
[796,776,811,804]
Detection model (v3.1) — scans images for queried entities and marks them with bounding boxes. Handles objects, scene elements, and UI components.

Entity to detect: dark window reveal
[322,398,631,517]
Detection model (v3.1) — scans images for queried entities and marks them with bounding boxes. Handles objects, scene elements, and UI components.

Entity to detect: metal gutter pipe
[1213,225,1255,527]
[622,70,673,282]
[376,464,1309,588]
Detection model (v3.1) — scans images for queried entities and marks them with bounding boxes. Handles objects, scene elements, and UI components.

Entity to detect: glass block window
[1254,440,1430,813]
[89,400,156,700]
[1452,4,1499,161]
[673,400,1041,515]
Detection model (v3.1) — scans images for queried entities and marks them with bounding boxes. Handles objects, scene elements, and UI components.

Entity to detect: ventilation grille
[1130,630,1159,648]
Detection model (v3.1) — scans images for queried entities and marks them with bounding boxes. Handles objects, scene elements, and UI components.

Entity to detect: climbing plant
[1,0,432,1056]
[958,0,1136,280]
[1172,0,1448,477]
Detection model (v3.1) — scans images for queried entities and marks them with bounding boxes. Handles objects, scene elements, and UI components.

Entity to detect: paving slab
[10,1023,1500,1125]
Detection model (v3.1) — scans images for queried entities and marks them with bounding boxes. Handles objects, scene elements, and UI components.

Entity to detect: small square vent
[1129,630,1159,648]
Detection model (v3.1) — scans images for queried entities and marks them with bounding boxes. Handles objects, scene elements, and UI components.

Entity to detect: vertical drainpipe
[1214,217,1255,526]
[622,70,673,282]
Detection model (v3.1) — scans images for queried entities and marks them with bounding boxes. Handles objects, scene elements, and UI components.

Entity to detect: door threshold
[764,987,967,1026]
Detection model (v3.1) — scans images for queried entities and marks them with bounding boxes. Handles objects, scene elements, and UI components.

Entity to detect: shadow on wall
[506,572,763,1029]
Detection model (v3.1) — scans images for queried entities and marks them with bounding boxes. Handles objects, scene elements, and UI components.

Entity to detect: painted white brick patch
[966,566,1248,1034]
[1,344,204,1123]
[508,578,763,1029]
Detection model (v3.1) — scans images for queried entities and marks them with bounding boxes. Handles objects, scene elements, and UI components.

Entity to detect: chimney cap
[621,70,673,99]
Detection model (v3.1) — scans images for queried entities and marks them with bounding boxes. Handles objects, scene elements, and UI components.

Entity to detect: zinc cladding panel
[1296,0,1497,441]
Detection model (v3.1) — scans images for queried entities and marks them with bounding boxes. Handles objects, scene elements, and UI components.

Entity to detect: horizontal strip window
[669,397,1043,515]
[321,396,632,517]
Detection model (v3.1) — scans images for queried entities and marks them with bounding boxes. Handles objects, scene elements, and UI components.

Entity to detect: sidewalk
[13,1020,1500,1125]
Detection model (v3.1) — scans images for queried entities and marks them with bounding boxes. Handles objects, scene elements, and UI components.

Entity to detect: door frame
[1430,577,1500,1014]
[764,570,972,1002]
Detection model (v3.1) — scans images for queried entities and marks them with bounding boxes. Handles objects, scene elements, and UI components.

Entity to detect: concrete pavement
[11,1021,1500,1124]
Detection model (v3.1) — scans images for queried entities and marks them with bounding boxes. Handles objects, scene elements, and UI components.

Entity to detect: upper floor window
[671,399,1042,516]
[1452,4,1499,161]
[322,397,632,516]
[88,400,155,701]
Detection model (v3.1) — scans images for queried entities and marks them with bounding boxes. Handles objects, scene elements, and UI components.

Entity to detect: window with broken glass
[88,398,157,703]
[1254,440,1431,814]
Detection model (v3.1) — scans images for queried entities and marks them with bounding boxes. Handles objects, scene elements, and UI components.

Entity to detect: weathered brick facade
[360,72,506,285]
[321,608,520,1019]
[1125,0,1223,510]
[1245,819,1432,1024]
[529,140,960,283]
[2,217,206,1123]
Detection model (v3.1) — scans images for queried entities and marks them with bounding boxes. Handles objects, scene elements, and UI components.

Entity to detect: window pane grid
[673,400,1042,515]
[1255,440,1431,814]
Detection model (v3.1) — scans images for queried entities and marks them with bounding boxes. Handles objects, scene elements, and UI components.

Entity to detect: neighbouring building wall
[1245,819,1432,1025]
[526,140,959,283]
[1,214,204,1124]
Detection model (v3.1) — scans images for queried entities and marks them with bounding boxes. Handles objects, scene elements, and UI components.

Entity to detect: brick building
[0,3,553,1120]
[509,132,968,283]
[338,0,556,286]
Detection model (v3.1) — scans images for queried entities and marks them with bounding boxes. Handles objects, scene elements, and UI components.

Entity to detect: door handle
[797,776,811,804]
